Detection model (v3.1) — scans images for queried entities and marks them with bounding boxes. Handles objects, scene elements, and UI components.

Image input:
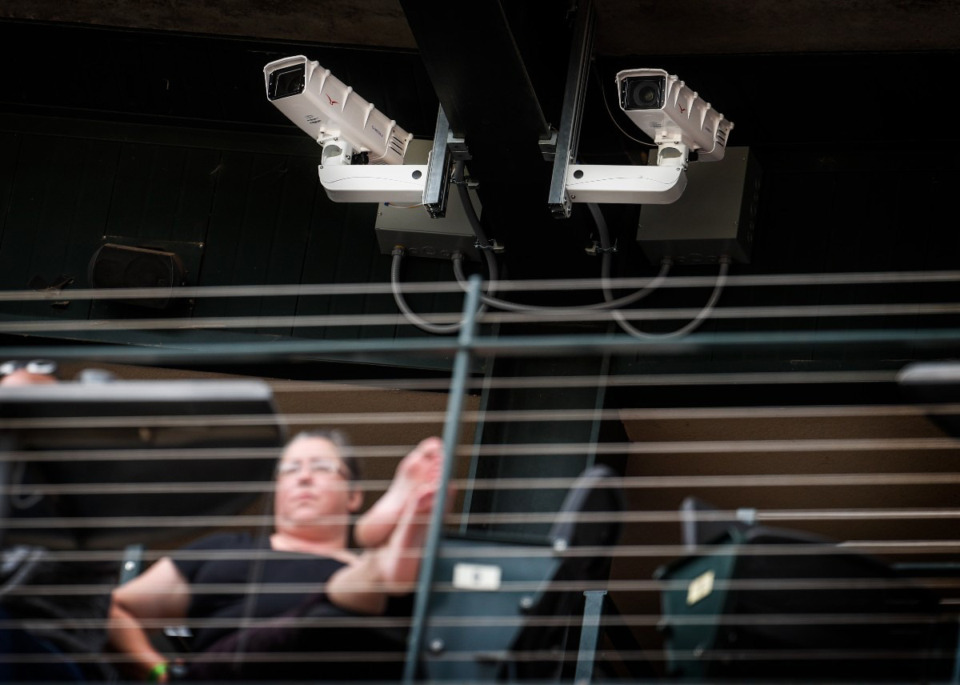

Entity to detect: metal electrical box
[375,139,481,261]
[637,146,760,265]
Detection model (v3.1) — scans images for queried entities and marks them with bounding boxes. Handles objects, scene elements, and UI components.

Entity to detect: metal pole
[423,107,452,218]
[585,351,611,469]
[403,274,483,683]
[548,0,596,218]
[575,590,608,685]
[951,614,960,683]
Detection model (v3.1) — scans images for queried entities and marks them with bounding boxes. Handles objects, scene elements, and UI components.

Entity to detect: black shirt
[170,531,412,680]
[171,531,350,652]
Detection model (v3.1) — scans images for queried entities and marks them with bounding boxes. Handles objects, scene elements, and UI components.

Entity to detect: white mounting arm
[317,139,427,204]
[564,142,690,205]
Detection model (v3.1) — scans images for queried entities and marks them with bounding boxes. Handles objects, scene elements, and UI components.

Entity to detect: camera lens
[621,76,665,110]
[268,64,306,100]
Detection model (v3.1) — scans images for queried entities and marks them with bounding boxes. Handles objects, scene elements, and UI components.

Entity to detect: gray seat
[419,464,624,681]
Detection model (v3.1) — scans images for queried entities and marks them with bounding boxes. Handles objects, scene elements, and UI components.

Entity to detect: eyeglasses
[277,458,351,480]
[0,359,58,378]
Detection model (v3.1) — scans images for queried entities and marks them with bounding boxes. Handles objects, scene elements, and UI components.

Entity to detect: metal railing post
[403,274,483,682]
[575,590,608,685]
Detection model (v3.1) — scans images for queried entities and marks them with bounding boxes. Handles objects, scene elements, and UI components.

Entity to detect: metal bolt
[429,638,444,654]
[519,596,534,611]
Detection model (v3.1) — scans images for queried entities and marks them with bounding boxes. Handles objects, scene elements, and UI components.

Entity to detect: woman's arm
[107,557,191,682]
[354,437,444,549]
[329,480,439,615]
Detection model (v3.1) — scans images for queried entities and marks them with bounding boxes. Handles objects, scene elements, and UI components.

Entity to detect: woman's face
[273,436,362,534]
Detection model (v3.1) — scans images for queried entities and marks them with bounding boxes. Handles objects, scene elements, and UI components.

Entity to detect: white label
[686,569,715,606]
[452,563,502,591]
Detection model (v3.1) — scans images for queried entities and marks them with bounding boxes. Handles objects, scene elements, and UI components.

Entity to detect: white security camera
[265,55,414,164]
[562,69,733,206]
[264,55,427,203]
[616,68,733,163]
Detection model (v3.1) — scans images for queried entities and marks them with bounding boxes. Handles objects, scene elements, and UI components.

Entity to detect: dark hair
[283,429,361,482]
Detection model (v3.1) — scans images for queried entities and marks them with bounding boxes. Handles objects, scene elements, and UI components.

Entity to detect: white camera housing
[616,68,733,163]
[264,56,428,204]
[264,55,413,164]
[561,69,733,206]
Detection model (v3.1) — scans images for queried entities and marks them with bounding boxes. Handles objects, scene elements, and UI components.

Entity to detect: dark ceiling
[2,0,960,56]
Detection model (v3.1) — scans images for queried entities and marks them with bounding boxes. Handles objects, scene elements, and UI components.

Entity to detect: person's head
[272,430,364,542]
[0,359,59,387]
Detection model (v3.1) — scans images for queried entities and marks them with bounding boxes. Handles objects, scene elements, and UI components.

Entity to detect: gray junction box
[637,146,760,265]
[374,139,481,261]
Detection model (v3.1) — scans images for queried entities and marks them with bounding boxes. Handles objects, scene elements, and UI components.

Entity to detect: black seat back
[420,464,623,681]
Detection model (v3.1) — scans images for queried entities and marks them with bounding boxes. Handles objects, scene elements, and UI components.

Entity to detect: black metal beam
[398,0,554,185]
[548,0,597,218]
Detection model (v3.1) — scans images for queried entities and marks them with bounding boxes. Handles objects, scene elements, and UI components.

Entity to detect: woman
[107,431,447,681]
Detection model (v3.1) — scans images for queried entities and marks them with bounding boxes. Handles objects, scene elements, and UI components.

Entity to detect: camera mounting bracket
[317,162,428,204]
[315,137,428,204]
[563,163,687,205]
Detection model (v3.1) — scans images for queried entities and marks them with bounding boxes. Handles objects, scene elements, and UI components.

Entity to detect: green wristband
[147,662,168,682]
